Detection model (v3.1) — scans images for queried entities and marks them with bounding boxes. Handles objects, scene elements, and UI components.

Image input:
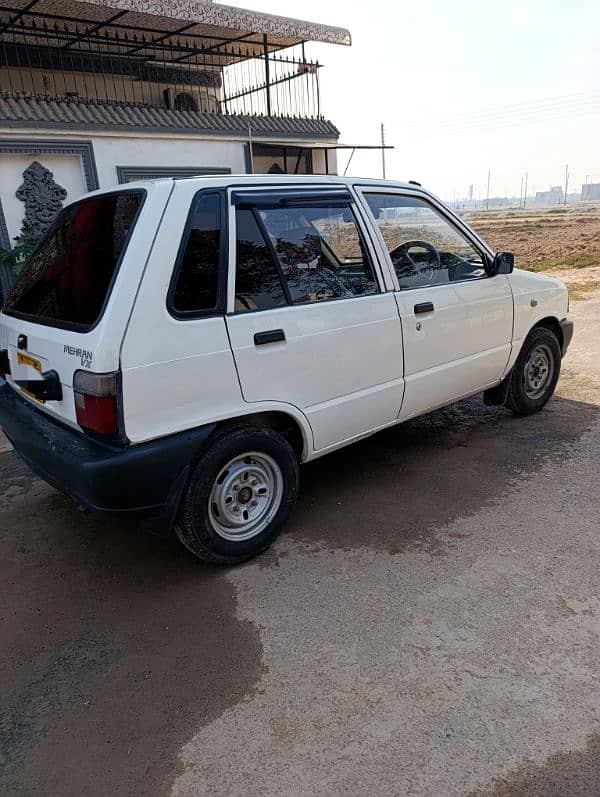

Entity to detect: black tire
[505,326,562,415]
[175,425,299,565]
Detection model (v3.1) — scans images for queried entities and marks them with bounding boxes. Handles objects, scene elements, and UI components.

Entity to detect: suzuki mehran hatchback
[0,176,573,563]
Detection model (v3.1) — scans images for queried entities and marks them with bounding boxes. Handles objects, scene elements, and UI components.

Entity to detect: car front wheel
[505,326,562,415]
[175,425,299,564]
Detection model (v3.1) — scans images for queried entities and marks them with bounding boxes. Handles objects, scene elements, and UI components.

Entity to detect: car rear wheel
[175,425,299,564]
[505,326,561,415]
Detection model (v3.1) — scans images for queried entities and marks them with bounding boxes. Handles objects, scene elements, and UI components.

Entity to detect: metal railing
[0,6,322,118]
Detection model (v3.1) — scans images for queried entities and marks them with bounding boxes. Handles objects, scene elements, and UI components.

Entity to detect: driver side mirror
[491,251,514,275]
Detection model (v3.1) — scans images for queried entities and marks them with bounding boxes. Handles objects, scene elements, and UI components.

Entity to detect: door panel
[395,276,513,420]
[226,189,405,452]
[358,189,514,422]
[226,293,404,450]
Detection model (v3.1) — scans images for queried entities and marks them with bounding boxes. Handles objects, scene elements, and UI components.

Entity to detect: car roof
[172,174,416,190]
[117,174,417,192]
[77,173,437,209]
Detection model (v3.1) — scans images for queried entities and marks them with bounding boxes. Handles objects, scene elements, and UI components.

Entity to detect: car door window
[258,203,379,305]
[364,193,488,290]
[235,208,288,312]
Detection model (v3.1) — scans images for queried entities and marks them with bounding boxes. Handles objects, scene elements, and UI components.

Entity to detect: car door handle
[254,329,286,346]
[414,302,434,314]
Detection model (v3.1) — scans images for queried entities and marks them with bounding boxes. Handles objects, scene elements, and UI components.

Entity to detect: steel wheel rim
[208,452,283,542]
[523,343,554,399]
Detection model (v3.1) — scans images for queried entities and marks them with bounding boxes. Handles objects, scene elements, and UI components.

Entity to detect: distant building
[582,183,600,201]
[535,186,564,204]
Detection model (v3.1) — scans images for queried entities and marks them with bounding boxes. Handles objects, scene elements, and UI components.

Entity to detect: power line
[404,91,600,130]
[402,94,600,137]
[409,106,600,139]
[407,100,600,134]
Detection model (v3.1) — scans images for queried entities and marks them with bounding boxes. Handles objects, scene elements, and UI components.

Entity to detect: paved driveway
[1,295,600,797]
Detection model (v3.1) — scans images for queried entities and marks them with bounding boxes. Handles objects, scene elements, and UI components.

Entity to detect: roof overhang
[0,0,351,53]
[0,93,341,139]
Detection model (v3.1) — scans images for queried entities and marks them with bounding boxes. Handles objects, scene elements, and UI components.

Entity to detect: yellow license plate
[17,352,42,373]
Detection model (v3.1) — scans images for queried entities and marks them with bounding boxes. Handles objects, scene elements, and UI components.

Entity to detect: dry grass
[524,253,599,273]
[462,203,600,272]
[462,203,600,301]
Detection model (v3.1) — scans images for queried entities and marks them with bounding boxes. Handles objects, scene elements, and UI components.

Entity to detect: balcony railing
[0,5,323,119]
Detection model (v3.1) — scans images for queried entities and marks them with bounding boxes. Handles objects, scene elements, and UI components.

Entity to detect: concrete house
[0,0,351,292]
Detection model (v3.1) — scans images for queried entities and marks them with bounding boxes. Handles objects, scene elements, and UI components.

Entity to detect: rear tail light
[74,370,121,436]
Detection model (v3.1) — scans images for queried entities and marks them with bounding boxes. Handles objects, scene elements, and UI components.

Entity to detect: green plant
[0,223,40,277]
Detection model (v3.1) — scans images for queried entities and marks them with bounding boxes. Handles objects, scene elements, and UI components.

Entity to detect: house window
[251,144,313,175]
[117,166,231,183]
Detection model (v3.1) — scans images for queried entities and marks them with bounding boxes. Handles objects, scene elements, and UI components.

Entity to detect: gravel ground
[1,289,599,797]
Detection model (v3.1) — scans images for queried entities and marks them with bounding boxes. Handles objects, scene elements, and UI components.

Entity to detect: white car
[0,176,573,563]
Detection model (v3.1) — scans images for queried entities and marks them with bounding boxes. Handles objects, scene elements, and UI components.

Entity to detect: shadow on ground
[290,392,599,555]
[0,390,597,796]
[469,731,600,797]
[0,468,264,797]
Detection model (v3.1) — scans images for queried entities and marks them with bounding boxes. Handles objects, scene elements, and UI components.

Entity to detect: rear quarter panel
[0,181,173,429]
[120,180,245,444]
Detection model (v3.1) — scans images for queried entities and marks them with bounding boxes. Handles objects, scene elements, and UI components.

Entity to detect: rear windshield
[4,190,144,330]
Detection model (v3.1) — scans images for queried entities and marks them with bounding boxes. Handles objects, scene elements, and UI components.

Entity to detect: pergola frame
[0,0,328,117]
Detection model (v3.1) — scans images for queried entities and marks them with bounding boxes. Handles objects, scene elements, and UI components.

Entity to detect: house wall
[0,130,248,247]
[0,128,338,250]
[0,153,87,245]
[92,135,246,187]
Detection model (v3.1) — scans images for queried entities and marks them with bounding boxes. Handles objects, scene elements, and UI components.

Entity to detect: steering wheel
[389,240,441,285]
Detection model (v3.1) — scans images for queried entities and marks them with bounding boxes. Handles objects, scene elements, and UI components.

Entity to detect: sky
[227,0,600,200]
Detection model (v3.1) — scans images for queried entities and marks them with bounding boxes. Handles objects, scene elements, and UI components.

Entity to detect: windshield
[3,190,144,330]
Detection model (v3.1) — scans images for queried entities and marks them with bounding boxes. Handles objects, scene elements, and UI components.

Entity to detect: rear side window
[170,193,224,315]
[4,191,144,330]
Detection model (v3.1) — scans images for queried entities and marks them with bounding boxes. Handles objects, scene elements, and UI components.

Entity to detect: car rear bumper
[560,318,574,356]
[0,382,215,531]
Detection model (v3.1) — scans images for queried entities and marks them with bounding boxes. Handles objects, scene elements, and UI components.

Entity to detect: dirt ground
[465,204,600,303]
[1,214,600,795]
[464,202,600,270]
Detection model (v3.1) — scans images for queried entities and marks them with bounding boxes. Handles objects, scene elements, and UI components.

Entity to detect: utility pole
[247,126,254,174]
[486,170,491,210]
[381,123,386,180]
[519,175,524,208]
[564,163,569,205]
[263,35,271,117]
[523,172,528,207]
